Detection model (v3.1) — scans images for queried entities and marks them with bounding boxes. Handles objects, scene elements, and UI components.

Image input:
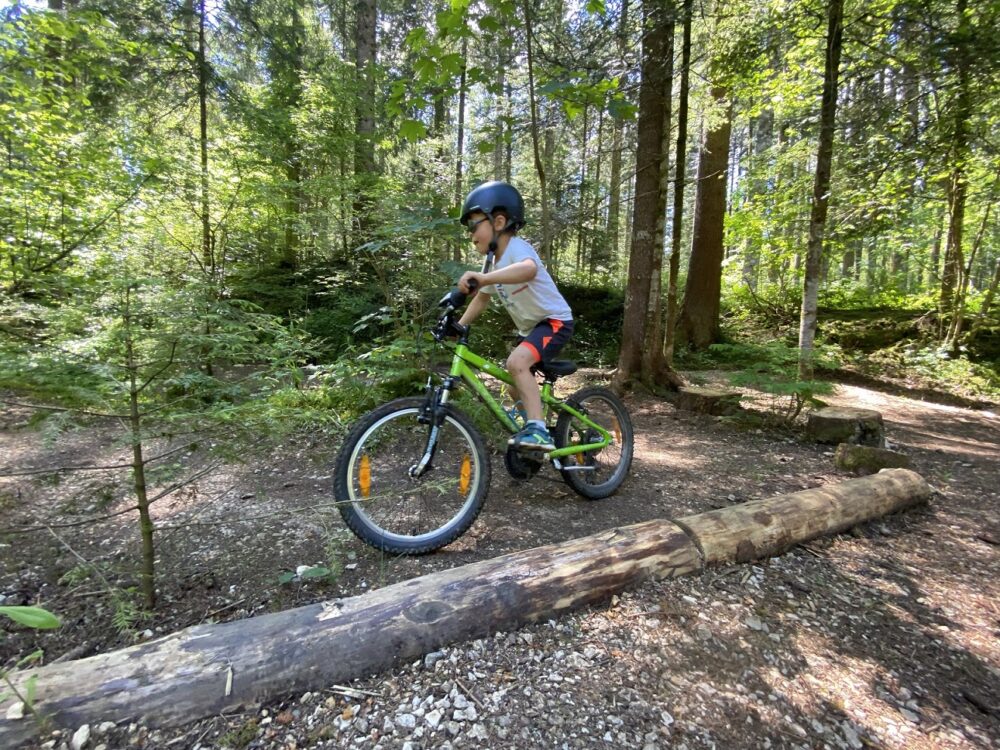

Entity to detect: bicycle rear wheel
[554,386,634,500]
[334,397,491,554]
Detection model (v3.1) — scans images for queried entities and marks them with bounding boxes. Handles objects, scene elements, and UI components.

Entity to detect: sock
[528,420,546,431]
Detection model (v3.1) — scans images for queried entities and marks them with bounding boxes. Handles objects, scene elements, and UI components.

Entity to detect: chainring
[504,445,544,481]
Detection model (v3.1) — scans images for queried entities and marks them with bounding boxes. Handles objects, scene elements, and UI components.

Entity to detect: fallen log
[0,469,930,746]
[676,468,930,564]
[1,521,701,747]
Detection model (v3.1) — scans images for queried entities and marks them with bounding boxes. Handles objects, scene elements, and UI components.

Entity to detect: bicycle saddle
[531,359,578,380]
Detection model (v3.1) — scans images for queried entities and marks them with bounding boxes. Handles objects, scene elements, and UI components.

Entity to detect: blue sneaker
[509,424,555,452]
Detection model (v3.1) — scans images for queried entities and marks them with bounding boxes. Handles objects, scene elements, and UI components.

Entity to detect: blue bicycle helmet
[460,181,526,231]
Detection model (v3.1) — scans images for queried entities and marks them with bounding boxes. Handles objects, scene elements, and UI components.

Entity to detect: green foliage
[0,606,60,630]
[691,341,839,423]
[220,719,260,749]
[851,343,1000,401]
[306,335,436,421]
[559,283,625,367]
[111,589,149,636]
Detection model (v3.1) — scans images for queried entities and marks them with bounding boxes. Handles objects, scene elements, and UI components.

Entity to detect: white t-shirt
[480,237,573,336]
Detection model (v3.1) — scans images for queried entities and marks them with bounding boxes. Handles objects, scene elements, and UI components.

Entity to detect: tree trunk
[524,1,551,265]
[938,0,971,341]
[493,47,506,181]
[676,85,732,350]
[353,0,377,240]
[589,106,604,279]
[576,103,589,272]
[950,171,1000,347]
[615,1,674,390]
[663,0,693,369]
[797,0,844,379]
[606,0,628,264]
[641,6,677,387]
[0,470,930,746]
[741,108,772,290]
[452,35,468,264]
[122,288,156,609]
[197,0,212,276]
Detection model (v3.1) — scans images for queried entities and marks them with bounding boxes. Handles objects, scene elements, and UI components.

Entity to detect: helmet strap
[483,241,496,273]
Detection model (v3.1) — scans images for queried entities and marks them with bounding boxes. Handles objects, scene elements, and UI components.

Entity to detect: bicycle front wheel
[554,386,634,500]
[334,397,491,554]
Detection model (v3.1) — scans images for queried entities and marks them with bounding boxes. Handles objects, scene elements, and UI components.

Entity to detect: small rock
[469,723,488,740]
[425,708,443,729]
[424,651,446,668]
[842,721,863,749]
[95,722,116,737]
[6,701,24,720]
[696,625,712,640]
[745,616,764,631]
[395,713,416,730]
[900,707,920,723]
[70,724,90,750]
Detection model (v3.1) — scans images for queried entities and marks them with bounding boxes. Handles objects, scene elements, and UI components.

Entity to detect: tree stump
[834,443,911,475]
[806,407,884,446]
[672,386,742,416]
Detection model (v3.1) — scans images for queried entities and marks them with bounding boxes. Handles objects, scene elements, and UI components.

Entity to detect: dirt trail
[1,379,998,748]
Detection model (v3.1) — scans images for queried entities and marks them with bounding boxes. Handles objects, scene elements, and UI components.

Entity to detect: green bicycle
[334,283,634,555]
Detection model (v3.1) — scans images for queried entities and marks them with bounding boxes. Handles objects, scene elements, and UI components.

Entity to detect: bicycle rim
[344,406,485,548]
[556,388,633,497]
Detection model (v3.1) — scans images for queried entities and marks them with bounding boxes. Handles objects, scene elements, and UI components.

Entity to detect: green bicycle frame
[446,343,613,460]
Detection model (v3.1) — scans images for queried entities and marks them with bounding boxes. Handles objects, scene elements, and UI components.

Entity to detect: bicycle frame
[443,343,613,461]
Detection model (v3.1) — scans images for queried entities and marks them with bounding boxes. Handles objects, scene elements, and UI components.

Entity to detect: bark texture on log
[1,470,931,745]
[1,522,700,746]
[676,469,929,565]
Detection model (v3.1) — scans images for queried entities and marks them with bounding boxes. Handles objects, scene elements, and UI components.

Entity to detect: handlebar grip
[467,278,479,292]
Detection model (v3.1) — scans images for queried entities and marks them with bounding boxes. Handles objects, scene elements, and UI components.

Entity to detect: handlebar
[437,278,479,311]
[433,281,477,341]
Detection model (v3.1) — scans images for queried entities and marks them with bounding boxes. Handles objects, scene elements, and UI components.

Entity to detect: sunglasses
[466,216,490,233]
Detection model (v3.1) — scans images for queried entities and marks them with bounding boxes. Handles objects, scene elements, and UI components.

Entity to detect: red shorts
[516,318,574,363]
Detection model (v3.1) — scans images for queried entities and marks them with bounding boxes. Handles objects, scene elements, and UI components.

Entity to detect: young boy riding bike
[456,181,574,451]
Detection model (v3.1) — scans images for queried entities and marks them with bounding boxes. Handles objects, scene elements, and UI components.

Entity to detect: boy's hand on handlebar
[458,271,485,294]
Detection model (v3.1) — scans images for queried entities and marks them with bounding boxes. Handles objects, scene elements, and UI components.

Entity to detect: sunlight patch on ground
[775,642,924,749]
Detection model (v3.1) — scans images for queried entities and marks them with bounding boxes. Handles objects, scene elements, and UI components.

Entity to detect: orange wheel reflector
[359,454,371,498]
[612,417,621,443]
[575,451,585,465]
[459,454,472,495]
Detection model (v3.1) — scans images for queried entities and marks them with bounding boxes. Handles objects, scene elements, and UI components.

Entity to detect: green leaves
[399,119,428,142]
[0,606,61,630]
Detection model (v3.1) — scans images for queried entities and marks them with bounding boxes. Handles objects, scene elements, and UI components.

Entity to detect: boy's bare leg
[507,347,544,423]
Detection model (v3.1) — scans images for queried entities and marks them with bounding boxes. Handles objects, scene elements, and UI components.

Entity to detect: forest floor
[1,372,999,750]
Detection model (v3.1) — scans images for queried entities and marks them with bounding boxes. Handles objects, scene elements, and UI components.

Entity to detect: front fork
[410,376,456,478]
